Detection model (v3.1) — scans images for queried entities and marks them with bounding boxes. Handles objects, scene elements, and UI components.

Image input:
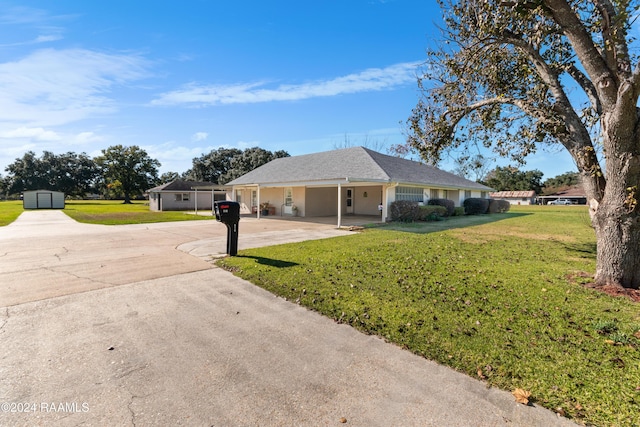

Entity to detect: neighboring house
[489,190,537,205]
[23,190,65,209]
[147,180,229,212]
[538,185,587,205]
[226,146,493,226]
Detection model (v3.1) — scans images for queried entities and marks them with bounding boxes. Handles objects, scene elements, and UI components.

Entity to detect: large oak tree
[95,145,160,204]
[408,0,640,289]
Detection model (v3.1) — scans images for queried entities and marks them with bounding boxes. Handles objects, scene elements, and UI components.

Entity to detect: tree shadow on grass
[563,241,597,259]
[235,255,299,268]
[380,212,531,234]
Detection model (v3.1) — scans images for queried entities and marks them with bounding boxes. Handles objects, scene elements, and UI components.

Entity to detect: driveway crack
[0,307,8,332]
[127,392,153,427]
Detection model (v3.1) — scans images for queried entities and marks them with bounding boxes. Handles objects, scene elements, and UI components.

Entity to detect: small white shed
[23,190,65,209]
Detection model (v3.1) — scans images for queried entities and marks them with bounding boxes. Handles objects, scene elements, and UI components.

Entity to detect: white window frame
[396,186,424,202]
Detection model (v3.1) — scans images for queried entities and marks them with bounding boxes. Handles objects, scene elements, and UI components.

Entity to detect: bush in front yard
[390,200,420,222]
[489,199,511,213]
[419,205,447,221]
[428,198,455,217]
[463,198,490,215]
[453,207,465,216]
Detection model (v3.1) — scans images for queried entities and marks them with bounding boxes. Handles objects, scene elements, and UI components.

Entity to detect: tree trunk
[590,117,640,289]
[592,200,640,289]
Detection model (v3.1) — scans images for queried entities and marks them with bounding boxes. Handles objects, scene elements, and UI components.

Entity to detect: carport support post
[337,183,342,228]
[257,186,261,219]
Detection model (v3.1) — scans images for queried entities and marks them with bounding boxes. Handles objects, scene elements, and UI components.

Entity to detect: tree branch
[565,63,602,115]
[543,0,618,108]
[593,0,632,76]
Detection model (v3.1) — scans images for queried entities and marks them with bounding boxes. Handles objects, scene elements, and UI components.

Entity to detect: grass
[0,200,24,226]
[63,200,216,224]
[218,206,640,427]
[0,199,215,226]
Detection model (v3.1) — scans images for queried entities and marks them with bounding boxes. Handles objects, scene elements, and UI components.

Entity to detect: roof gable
[227,147,492,191]
[147,180,216,192]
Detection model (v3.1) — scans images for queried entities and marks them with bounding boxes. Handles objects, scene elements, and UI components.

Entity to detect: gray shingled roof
[227,146,492,191]
[147,179,218,192]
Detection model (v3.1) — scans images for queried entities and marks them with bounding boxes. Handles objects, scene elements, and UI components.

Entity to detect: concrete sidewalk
[0,211,576,426]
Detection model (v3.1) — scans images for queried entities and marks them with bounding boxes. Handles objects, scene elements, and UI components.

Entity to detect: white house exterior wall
[231,183,490,222]
[306,187,337,216]
[351,185,383,215]
[149,191,222,211]
[502,197,536,205]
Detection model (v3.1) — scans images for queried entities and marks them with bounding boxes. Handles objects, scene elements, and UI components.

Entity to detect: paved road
[0,211,576,426]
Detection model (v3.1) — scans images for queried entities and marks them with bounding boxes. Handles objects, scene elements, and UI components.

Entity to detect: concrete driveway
[0,211,576,426]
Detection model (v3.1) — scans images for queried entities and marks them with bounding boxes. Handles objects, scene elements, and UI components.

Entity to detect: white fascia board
[398,180,491,191]
[233,178,390,188]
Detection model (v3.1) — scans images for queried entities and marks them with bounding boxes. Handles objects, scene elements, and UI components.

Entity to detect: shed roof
[490,190,536,198]
[227,147,492,191]
[23,189,64,194]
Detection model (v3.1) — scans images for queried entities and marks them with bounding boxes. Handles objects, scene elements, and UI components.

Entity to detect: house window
[175,193,189,202]
[430,189,439,199]
[396,186,424,202]
[251,190,257,208]
[464,190,471,199]
[284,187,293,206]
[236,190,242,203]
[481,191,487,198]
[443,189,448,199]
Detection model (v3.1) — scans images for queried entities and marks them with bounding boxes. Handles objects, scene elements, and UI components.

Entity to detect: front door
[346,188,354,214]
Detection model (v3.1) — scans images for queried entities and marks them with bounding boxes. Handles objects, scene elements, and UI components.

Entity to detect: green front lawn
[218,206,640,426]
[0,199,215,226]
[0,200,24,226]
[63,200,215,225]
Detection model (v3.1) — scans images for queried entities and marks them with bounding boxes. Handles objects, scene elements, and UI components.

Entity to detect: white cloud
[75,131,104,143]
[34,34,63,43]
[191,132,208,141]
[0,34,64,47]
[236,140,258,150]
[0,48,149,127]
[151,61,419,106]
[0,126,61,141]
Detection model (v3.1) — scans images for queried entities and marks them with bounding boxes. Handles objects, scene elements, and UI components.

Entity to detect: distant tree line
[476,166,579,195]
[184,147,289,184]
[0,146,289,202]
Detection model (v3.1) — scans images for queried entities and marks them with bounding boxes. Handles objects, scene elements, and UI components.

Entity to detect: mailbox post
[214,201,240,256]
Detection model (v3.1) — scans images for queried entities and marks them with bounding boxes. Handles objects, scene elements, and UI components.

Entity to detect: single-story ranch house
[226,147,493,226]
[147,180,229,212]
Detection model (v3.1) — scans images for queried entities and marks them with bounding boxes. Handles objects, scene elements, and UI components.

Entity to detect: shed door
[37,192,52,208]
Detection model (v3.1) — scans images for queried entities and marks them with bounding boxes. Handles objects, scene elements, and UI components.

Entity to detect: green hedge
[390,201,449,222]
[428,198,455,216]
[488,199,511,213]
[419,205,447,221]
[463,198,490,215]
[390,200,421,222]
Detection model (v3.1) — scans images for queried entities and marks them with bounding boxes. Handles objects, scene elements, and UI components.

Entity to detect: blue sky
[0,0,576,180]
